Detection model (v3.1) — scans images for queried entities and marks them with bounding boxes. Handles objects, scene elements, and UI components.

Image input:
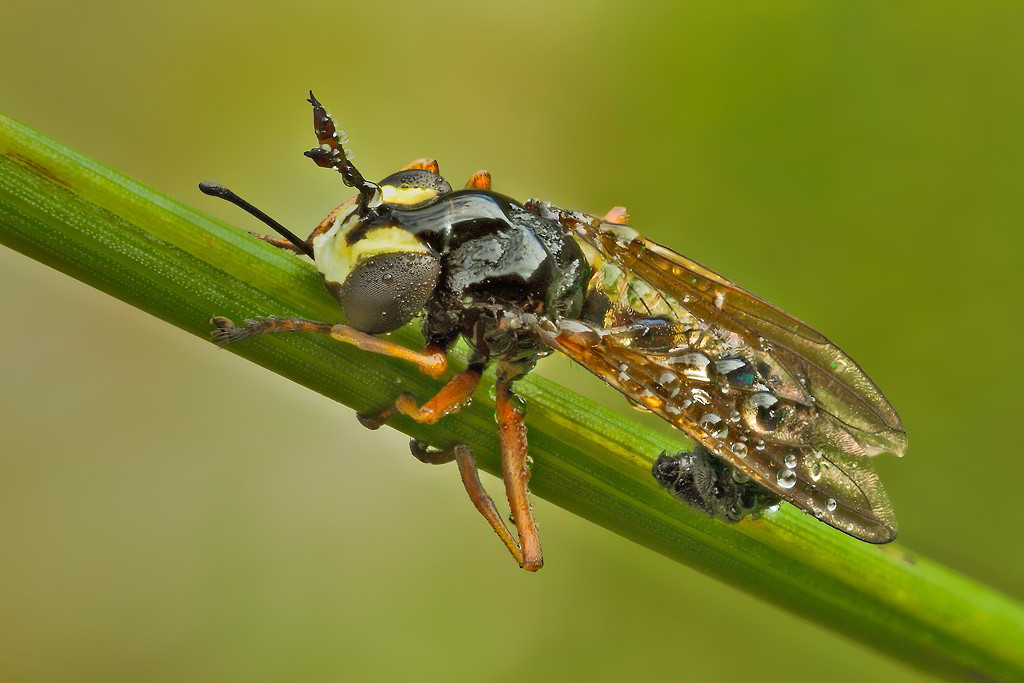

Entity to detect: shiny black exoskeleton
[373,189,592,374]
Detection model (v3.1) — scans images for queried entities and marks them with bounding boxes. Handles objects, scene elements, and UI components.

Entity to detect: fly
[199,92,907,571]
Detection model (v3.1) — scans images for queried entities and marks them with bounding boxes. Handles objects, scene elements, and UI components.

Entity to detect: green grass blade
[2,112,1022,682]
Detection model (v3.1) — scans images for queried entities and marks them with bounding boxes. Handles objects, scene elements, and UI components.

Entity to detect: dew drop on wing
[698,412,722,433]
[777,469,797,489]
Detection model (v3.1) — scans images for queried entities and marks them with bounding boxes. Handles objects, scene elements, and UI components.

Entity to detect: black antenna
[303,91,381,217]
[198,182,315,258]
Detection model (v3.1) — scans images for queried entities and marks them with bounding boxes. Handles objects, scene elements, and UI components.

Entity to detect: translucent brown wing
[526,200,905,542]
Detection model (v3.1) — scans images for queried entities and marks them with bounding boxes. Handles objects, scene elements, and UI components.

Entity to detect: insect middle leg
[357,362,485,430]
[210,316,448,378]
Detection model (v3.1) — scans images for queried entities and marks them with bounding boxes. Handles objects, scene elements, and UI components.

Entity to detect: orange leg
[496,371,543,571]
[396,157,440,174]
[409,441,524,566]
[251,233,307,253]
[465,170,492,190]
[210,316,447,378]
[603,206,630,225]
[357,366,483,430]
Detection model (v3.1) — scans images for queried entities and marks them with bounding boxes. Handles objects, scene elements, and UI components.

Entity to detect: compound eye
[378,169,452,206]
[334,251,442,334]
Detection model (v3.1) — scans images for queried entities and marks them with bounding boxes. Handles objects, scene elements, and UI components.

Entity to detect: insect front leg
[210,316,447,378]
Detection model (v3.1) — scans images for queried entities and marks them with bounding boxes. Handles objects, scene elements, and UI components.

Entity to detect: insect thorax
[388,190,593,360]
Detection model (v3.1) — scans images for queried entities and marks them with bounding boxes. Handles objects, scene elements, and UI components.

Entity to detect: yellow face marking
[380,184,439,206]
[311,211,430,289]
[350,226,430,264]
[311,207,357,287]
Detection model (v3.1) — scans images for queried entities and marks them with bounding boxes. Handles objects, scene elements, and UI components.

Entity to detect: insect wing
[527,201,905,542]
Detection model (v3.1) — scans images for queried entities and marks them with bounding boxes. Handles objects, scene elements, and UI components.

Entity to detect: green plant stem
[1,113,1021,682]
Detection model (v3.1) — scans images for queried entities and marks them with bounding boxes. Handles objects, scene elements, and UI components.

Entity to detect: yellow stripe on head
[350,225,430,264]
[380,184,441,206]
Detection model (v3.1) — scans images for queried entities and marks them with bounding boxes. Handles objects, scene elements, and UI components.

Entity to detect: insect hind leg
[652,446,779,522]
[408,440,524,567]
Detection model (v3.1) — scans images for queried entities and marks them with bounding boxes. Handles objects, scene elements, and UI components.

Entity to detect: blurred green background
[2,1,1022,681]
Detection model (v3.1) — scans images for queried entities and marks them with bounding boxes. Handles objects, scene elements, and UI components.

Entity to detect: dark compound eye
[333,251,441,334]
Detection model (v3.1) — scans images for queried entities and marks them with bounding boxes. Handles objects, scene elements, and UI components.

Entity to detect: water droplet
[806,452,824,481]
[728,410,741,423]
[777,469,797,489]
[784,453,798,469]
[667,353,713,383]
[745,392,781,431]
[557,319,601,346]
[698,412,722,432]
[657,370,681,397]
[732,469,750,483]
[755,439,766,451]
[826,498,837,512]
[731,442,748,458]
[690,388,711,406]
